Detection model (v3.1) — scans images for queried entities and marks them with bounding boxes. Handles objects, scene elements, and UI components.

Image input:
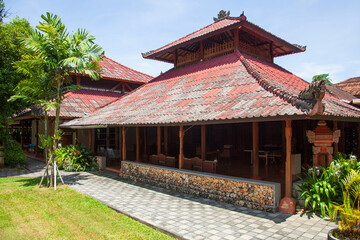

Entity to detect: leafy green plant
[55,144,98,172]
[330,170,360,239]
[4,139,25,168]
[297,166,339,217]
[297,154,360,218]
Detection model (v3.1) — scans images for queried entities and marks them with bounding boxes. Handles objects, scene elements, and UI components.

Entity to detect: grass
[0,177,175,240]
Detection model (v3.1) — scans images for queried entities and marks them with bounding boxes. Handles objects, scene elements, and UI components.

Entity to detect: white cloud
[294,62,345,83]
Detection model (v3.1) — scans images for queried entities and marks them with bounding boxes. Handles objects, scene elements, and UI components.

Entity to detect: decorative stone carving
[307,121,341,167]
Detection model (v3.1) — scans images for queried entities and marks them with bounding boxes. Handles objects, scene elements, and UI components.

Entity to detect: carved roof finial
[240,11,247,21]
[213,10,230,22]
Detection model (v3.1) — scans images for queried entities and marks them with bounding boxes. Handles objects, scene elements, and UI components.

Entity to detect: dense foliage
[330,170,360,239]
[297,153,360,217]
[4,139,25,168]
[55,144,98,172]
[0,17,32,143]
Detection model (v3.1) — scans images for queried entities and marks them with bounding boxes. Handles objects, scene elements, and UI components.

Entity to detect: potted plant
[328,170,360,240]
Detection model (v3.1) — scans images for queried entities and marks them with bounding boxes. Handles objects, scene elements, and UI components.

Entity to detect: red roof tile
[334,77,360,97]
[62,51,360,127]
[48,88,123,118]
[99,56,153,84]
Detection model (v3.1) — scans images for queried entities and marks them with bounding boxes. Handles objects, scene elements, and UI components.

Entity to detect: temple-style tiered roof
[61,14,360,128]
[62,51,360,128]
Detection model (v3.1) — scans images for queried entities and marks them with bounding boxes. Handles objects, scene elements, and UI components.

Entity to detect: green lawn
[0,177,175,240]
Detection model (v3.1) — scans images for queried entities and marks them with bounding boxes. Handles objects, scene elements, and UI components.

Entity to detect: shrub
[296,153,360,218]
[330,170,360,239]
[55,144,98,172]
[4,139,26,168]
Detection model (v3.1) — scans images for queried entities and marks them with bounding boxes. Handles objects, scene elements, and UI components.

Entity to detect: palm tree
[16,12,103,188]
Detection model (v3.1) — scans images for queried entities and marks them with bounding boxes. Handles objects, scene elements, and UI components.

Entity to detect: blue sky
[5,0,360,83]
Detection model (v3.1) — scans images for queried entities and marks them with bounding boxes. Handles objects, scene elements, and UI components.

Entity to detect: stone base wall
[121,161,281,212]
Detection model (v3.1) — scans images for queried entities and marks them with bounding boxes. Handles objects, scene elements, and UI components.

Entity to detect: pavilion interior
[97,120,358,194]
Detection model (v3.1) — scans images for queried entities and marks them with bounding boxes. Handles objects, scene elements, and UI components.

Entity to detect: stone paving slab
[1,158,337,239]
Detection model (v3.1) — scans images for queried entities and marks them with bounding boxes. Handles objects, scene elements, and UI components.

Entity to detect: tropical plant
[297,166,339,217]
[15,12,103,188]
[297,154,360,218]
[312,73,332,85]
[0,15,32,145]
[329,170,360,239]
[55,144,98,172]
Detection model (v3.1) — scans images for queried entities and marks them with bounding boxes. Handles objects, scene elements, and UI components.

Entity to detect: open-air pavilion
[62,14,360,212]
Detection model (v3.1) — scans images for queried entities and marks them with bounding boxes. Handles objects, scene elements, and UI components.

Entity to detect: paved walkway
[1,158,336,240]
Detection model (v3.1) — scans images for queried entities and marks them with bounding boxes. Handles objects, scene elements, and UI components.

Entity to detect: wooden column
[358,123,360,158]
[164,126,168,155]
[73,130,77,145]
[285,120,292,197]
[35,119,39,155]
[234,27,239,50]
[252,122,260,179]
[179,126,184,169]
[136,127,140,161]
[76,75,81,85]
[340,122,345,152]
[174,49,178,68]
[201,125,206,160]
[269,42,273,63]
[157,126,161,155]
[333,121,339,154]
[20,121,24,149]
[115,127,119,150]
[200,40,204,60]
[143,128,147,155]
[122,127,126,160]
[88,129,92,150]
[279,120,296,214]
[106,127,110,149]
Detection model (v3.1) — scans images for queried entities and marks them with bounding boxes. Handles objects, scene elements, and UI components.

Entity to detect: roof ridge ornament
[213,10,230,22]
[240,11,247,21]
[297,79,326,116]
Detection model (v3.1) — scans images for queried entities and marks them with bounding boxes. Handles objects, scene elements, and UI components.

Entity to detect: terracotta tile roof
[47,88,123,118]
[334,77,360,97]
[62,51,360,127]
[325,84,357,102]
[98,56,153,84]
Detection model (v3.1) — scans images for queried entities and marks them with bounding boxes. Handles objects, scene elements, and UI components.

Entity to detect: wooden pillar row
[179,126,184,169]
